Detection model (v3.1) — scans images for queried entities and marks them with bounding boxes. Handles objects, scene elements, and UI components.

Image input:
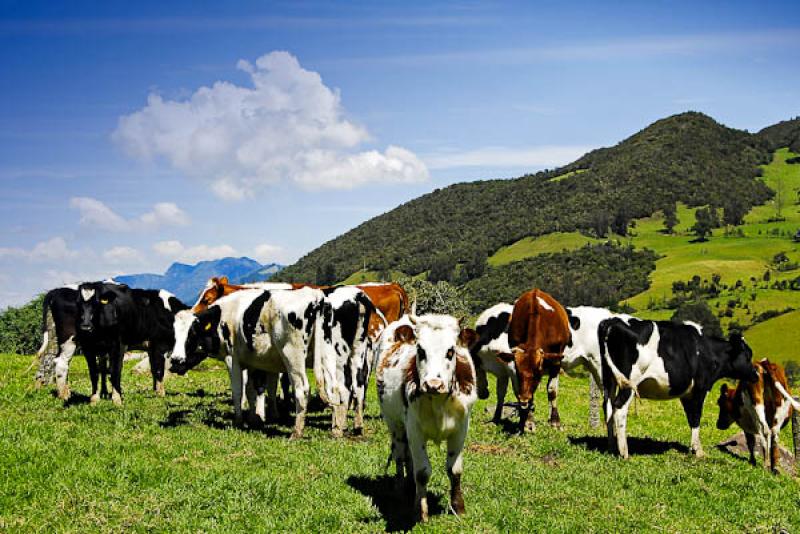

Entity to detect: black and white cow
[317,286,377,435]
[169,287,327,438]
[600,318,758,458]
[73,282,188,404]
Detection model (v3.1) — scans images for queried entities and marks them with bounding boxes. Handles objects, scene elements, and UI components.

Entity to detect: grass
[488,232,601,266]
[2,354,799,532]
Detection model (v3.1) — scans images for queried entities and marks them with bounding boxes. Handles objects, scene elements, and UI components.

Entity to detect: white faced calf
[376,315,477,523]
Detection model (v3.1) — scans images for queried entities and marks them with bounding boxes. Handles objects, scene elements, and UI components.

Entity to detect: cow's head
[192,276,229,314]
[406,315,474,397]
[77,283,121,333]
[497,345,563,404]
[716,383,737,430]
[726,332,758,383]
[168,307,222,374]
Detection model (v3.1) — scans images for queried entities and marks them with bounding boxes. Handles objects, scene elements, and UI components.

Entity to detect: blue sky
[1,0,798,307]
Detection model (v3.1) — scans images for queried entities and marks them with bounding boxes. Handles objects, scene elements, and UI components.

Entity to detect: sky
[1,0,798,308]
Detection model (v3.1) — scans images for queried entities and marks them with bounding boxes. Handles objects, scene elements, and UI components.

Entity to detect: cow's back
[509,289,570,352]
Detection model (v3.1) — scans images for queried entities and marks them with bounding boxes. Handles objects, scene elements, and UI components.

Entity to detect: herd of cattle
[34,278,800,522]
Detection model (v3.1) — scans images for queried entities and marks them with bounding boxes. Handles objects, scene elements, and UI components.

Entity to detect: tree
[663,201,679,234]
[397,277,470,317]
[722,198,747,226]
[465,250,487,280]
[427,255,455,283]
[611,207,631,236]
[591,210,610,238]
[315,263,337,285]
[671,300,723,338]
[0,294,44,354]
[690,207,713,242]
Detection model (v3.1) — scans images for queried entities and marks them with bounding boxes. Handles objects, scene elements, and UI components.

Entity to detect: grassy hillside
[2,355,798,531]
[276,112,772,284]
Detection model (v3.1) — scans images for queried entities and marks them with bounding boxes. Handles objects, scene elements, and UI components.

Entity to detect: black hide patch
[287,311,303,331]
[243,291,271,352]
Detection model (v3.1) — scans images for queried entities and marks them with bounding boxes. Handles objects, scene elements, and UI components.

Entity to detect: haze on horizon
[1,0,798,308]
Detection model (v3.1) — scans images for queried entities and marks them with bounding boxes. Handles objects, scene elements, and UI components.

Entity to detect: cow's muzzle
[421,379,447,394]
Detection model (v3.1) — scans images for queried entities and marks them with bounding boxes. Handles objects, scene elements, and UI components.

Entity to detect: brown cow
[717,358,800,473]
[191,277,292,313]
[502,288,571,432]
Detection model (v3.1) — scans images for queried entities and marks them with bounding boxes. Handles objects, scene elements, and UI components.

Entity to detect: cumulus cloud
[0,237,79,262]
[114,51,429,197]
[70,197,190,231]
[153,240,236,264]
[102,246,144,265]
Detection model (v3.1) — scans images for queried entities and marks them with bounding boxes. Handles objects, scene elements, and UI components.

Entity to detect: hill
[116,257,283,304]
[276,112,773,285]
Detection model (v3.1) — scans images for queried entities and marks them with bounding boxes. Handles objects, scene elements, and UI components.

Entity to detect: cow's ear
[394,325,415,343]
[218,276,229,285]
[720,383,728,395]
[458,328,478,348]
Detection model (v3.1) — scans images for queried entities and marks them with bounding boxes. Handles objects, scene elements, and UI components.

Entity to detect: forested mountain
[758,117,800,152]
[276,112,776,285]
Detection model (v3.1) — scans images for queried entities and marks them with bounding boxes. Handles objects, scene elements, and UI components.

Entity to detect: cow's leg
[547,368,562,429]
[769,429,781,474]
[85,352,100,405]
[745,432,757,466]
[99,354,110,399]
[229,359,244,427]
[109,345,124,406]
[680,393,706,458]
[475,363,490,400]
[446,424,468,516]
[148,348,166,397]
[288,368,310,439]
[264,372,280,422]
[54,336,77,401]
[390,430,407,491]
[493,374,509,423]
[612,388,634,459]
[280,372,292,417]
[408,425,431,523]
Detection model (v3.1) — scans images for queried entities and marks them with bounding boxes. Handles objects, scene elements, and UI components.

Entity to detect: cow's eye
[417,348,426,361]
[446,348,454,360]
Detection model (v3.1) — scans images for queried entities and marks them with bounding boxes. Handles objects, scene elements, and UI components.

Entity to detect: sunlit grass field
[2,354,798,532]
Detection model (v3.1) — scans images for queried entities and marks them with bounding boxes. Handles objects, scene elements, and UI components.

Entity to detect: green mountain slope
[277,112,773,283]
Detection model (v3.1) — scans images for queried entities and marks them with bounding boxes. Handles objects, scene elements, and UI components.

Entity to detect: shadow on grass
[346,474,444,532]
[50,389,92,407]
[569,435,690,456]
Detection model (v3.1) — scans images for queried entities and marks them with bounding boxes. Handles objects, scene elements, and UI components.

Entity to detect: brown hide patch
[394,325,415,343]
[454,354,475,395]
[359,283,408,323]
[458,328,478,349]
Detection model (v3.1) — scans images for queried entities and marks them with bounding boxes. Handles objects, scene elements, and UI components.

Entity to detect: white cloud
[114,51,429,198]
[252,243,284,264]
[153,240,236,264]
[103,246,144,265]
[70,197,190,231]
[0,237,79,263]
[424,145,592,170]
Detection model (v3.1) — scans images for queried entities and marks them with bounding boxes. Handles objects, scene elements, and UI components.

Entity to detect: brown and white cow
[717,358,800,473]
[504,288,571,432]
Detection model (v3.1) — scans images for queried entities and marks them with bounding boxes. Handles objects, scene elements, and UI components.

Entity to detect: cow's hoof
[549,421,563,431]
[331,428,344,439]
[692,449,705,459]
[89,394,100,406]
[523,419,536,433]
[352,426,364,437]
[57,387,71,401]
[155,382,165,397]
[290,430,304,440]
[111,391,123,406]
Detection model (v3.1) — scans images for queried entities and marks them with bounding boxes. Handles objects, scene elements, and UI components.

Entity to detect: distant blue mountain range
[115,257,283,304]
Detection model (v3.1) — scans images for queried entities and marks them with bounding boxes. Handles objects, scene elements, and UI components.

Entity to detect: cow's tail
[312,301,338,407]
[773,379,800,411]
[598,319,635,391]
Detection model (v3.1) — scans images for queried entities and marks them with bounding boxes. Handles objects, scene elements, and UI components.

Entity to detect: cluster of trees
[463,243,658,313]
[0,295,42,355]
[277,112,773,286]
[757,116,800,153]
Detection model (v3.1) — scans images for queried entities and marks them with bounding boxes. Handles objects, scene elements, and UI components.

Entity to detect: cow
[73,282,188,404]
[192,276,292,313]
[505,289,571,432]
[468,303,516,423]
[600,318,758,458]
[169,287,333,438]
[375,314,477,523]
[717,358,800,473]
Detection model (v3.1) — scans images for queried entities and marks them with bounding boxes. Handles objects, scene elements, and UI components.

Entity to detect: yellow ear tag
[204,322,212,331]
[100,299,109,304]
